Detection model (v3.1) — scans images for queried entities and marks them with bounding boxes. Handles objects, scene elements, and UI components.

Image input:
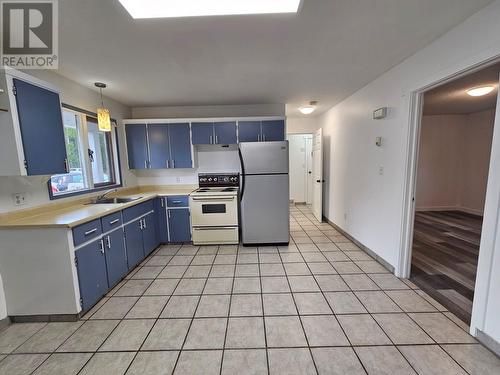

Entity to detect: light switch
[375,137,382,147]
[379,166,384,175]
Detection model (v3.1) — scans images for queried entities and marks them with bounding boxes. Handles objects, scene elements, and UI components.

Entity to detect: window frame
[48,104,122,200]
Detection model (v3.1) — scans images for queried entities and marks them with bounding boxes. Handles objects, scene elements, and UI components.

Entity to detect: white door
[305,136,313,204]
[312,128,323,221]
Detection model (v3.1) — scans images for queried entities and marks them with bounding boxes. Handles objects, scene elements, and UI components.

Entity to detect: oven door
[190,195,238,226]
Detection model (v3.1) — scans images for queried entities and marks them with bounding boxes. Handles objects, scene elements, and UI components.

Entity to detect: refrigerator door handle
[238,147,246,199]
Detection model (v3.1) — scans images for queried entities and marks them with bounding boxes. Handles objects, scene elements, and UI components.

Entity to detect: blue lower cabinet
[124,219,145,269]
[143,212,159,256]
[155,198,168,244]
[168,209,191,243]
[75,238,109,312]
[103,228,128,288]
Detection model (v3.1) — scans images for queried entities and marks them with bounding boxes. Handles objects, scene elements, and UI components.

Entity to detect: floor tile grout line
[277,241,320,375]
[256,246,271,375]
[220,250,237,375]
[170,245,220,375]
[291,228,370,375]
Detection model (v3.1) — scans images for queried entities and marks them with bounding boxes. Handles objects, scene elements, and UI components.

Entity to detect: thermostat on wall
[373,107,387,120]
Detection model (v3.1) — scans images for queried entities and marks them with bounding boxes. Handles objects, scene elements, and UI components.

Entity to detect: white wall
[416,110,495,215]
[287,117,320,134]
[318,0,500,343]
[0,70,133,214]
[132,104,285,119]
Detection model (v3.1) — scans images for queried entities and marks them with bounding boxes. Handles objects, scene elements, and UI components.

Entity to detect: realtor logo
[1,0,58,69]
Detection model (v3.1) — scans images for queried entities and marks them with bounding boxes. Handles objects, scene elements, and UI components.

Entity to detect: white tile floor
[0,205,499,374]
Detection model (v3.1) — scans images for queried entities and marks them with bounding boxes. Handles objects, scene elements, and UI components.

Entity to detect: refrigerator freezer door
[239,141,289,175]
[241,174,290,244]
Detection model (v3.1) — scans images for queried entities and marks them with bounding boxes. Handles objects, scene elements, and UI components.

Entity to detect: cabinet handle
[139,219,143,230]
[144,160,148,169]
[142,218,147,229]
[172,160,175,168]
[172,200,182,203]
[109,219,120,225]
[215,135,218,144]
[168,210,171,219]
[209,135,213,144]
[161,199,164,207]
[106,235,111,249]
[166,160,170,168]
[263,134,266,141]
[84,228,98,236]
[99,239,105,254]
[257,134,260,142]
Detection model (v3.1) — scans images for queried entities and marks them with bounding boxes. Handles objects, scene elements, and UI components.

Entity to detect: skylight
[118,0,302,19]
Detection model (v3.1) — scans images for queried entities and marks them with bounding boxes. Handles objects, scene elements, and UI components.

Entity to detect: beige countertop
[0,185,197,229]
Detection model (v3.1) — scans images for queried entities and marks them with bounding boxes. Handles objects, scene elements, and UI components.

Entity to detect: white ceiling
[423,62,500,115]
[57,0,493,117]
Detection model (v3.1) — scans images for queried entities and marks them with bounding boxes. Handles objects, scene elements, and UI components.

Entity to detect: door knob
[316,180,321,183]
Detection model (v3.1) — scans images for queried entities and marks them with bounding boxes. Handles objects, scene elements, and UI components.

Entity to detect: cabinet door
[148,124,170,169]
[238,121,261,142]
[168,209,191,243]
[191,122,214,145]
[124,219,144,268]
[75,239,108,311]
[155,197,168,244]
[104,228,128,288]
[126,124,149,169]
[13,79,67,175]
[169,123,192,168]
[143,212,159,256]
[262,120,285,142]
[214,121,237,144]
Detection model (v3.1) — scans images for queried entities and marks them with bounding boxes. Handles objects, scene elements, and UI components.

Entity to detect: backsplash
[134,147,241,186]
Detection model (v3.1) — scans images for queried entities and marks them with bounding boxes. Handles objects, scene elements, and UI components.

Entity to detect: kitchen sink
[88,197,142,204]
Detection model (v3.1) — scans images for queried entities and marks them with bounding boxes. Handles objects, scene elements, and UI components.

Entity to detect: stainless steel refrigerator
[238,141,290,245]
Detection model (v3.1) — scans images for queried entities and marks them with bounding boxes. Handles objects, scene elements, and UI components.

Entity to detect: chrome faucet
[96,188,118,202]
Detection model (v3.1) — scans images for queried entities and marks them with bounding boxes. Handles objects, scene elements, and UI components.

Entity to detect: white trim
[123,116,285,124]
[415,206,484,216]
[399,57,500,338]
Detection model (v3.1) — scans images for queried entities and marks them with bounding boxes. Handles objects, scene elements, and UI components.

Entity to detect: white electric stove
[190,173,240,245]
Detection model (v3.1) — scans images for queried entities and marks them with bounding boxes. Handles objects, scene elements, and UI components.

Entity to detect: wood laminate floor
[410,211,482,324]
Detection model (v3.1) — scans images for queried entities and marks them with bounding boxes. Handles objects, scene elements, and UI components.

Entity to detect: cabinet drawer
[73,219,103,246]
[123,200,154,222]
[101,211,123,233]
[167,196,189,208]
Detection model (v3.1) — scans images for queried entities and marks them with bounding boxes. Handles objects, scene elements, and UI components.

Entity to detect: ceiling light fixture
[299,101,318,115]
[118,0,301,19]
[466,86,495,97]
[95,82,111,132]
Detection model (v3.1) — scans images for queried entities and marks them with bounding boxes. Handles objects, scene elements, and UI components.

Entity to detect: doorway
[287,133,313,204]
[410,62,500,323]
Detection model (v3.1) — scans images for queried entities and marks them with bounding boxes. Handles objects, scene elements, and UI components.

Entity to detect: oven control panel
[199,173,239,187]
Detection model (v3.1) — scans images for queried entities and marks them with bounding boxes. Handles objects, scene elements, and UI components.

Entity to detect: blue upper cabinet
[169,123,192,168]
[126,124,149,169]
[192,122,214,145]
[261,120,285,142]
[214,122,237,144]
[13,78,67,175]
[238,121,261,142]
[148,124,170,169]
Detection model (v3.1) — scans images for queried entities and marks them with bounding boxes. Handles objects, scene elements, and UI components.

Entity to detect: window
[49,106,121,198]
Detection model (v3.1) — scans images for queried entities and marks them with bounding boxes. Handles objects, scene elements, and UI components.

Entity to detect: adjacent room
[0,1,499,374]
[411,62,500,324]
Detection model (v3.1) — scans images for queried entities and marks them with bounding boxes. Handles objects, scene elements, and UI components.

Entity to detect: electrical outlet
[12,192,27,206]
[379,166,384,175]
[176,177,182,183]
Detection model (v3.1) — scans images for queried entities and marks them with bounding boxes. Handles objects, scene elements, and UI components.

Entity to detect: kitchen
[0,1,499,374]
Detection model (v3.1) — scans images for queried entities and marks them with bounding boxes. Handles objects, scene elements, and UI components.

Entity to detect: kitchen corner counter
[0,185,197,229]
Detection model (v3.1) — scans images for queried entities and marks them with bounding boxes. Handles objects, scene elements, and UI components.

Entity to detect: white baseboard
[415,206,483,216]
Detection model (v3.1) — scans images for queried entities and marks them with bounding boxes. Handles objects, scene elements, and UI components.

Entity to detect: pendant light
[95,82,111,132]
